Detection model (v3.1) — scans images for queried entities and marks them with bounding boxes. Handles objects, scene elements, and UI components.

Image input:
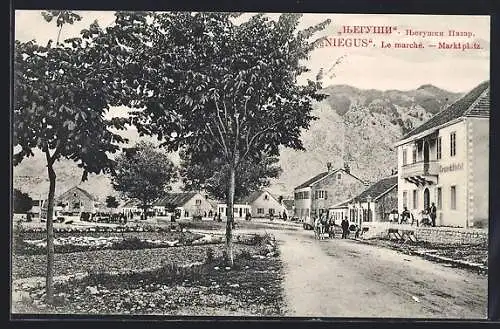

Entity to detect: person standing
[341,217,349,239]
[429,202,437,227]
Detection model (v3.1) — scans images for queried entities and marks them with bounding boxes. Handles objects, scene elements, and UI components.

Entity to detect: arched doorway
[423,188,430,211]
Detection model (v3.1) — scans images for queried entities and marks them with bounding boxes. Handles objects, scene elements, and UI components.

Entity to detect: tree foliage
[105,195,120,208]
[111,141,177,217]
[109,12,330,265]
[13,10,136,303]
[13,189,34,213]
[179,149,282,201]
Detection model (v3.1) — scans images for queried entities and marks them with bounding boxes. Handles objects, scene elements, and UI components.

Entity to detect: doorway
[239,208,242,218]
[423,188,430,211]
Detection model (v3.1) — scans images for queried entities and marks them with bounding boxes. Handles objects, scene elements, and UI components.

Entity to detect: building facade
[217,203,251,220]
[395,81,489,228]
[42,186,98,218]
[330,175,398,226]
[294,163,366,221]
[155,192,214,219]
[238,190,285,218]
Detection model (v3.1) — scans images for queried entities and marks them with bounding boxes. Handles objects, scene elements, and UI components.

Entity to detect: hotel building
[394,81,489,228]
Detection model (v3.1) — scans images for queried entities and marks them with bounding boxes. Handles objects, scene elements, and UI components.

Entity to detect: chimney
[326,162,333,172]
[344,162,350,174]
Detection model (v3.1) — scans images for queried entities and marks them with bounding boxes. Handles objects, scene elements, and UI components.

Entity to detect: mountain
[268,84,461,197]
[12,84,461,201]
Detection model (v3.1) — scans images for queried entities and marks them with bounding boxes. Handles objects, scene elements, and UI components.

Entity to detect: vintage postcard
[12,10,489,319]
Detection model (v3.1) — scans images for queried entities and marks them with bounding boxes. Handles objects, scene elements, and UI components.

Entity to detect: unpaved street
[272,229,487,318]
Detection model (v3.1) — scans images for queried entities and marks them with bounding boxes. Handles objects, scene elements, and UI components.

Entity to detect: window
[73,202,80,209]
[185,211,189,217]
[264,194,268,200]
[195,199,201,205]
[450,132,456,157]
[337,173,341,179]
[257,208,264,214]
[402,149,407,165]
[437,187,442,210]
[412,190,418,209]
[315,191,318,199]
[436,137,442,160]
[269,208,275,215]
[305,191,310,199]
[402,191,408,208]
[412,148,417,163]
[450,186,457,210]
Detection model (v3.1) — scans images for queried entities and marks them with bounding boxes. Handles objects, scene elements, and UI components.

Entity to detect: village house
[41,186,99,219]
[394,81,489,228]
[216,203,252,220]
[237,190,286,219]
[294,162,366,221]
[154,192,214,219]
[330,175,398,226]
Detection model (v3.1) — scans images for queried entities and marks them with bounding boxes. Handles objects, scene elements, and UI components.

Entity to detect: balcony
[401,160,439,185]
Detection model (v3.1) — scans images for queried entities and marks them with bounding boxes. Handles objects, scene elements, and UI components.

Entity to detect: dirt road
[272,229,487,319]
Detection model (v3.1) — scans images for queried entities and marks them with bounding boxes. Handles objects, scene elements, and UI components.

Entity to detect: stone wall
[361,222,487,245]
[415,226,487,245]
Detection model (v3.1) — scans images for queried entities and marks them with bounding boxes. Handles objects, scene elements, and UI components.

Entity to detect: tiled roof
[237,190,264,204]
[294,170,338,190]
[353,175,398,203]
[465,88,490,117]
[56,186,98,202]
[122,199,141,207]
[155,192,198,207]
[295,168,365,190]
[401,81,489,140]
[330,199,351,209]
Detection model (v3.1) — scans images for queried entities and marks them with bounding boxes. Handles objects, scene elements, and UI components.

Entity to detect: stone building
[293,162,366,221]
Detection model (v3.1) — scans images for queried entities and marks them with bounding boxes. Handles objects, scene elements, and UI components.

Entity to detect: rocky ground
[12,232,285,316]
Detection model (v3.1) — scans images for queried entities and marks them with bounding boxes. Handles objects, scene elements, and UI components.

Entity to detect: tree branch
[240,119,285,161]
[214,100,227,135]
[206,123,229,159]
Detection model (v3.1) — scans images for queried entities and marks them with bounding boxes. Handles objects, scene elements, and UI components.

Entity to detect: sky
[15,11,490,93]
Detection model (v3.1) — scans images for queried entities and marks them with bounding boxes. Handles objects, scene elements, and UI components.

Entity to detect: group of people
[313,214,352,240]
[313,214,334,239]
[400,202,437,227]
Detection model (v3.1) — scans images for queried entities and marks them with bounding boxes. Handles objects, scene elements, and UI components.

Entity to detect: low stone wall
[415,226,487,245]
[361,222,487,245]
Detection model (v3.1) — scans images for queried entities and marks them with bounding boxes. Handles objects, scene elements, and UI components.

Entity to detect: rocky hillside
[13,84,461,201]
[270,84,461,197]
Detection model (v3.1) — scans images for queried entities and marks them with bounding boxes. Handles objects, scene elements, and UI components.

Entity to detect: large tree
[111,141,177,219]
[179,149,282,201]
[13,11,133,303]
[113,12,329,265]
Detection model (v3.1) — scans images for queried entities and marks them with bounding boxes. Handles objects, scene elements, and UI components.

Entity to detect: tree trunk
[225,165,236,267]
[45,164,56,304]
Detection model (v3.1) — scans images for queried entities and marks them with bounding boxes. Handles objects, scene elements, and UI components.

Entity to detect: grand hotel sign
[439,162,464,173]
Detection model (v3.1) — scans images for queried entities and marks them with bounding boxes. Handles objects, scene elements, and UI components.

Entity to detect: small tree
[13,189,34,213]
[13,11,132,303]
[111,141,177,219]
[105,195,120,208]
